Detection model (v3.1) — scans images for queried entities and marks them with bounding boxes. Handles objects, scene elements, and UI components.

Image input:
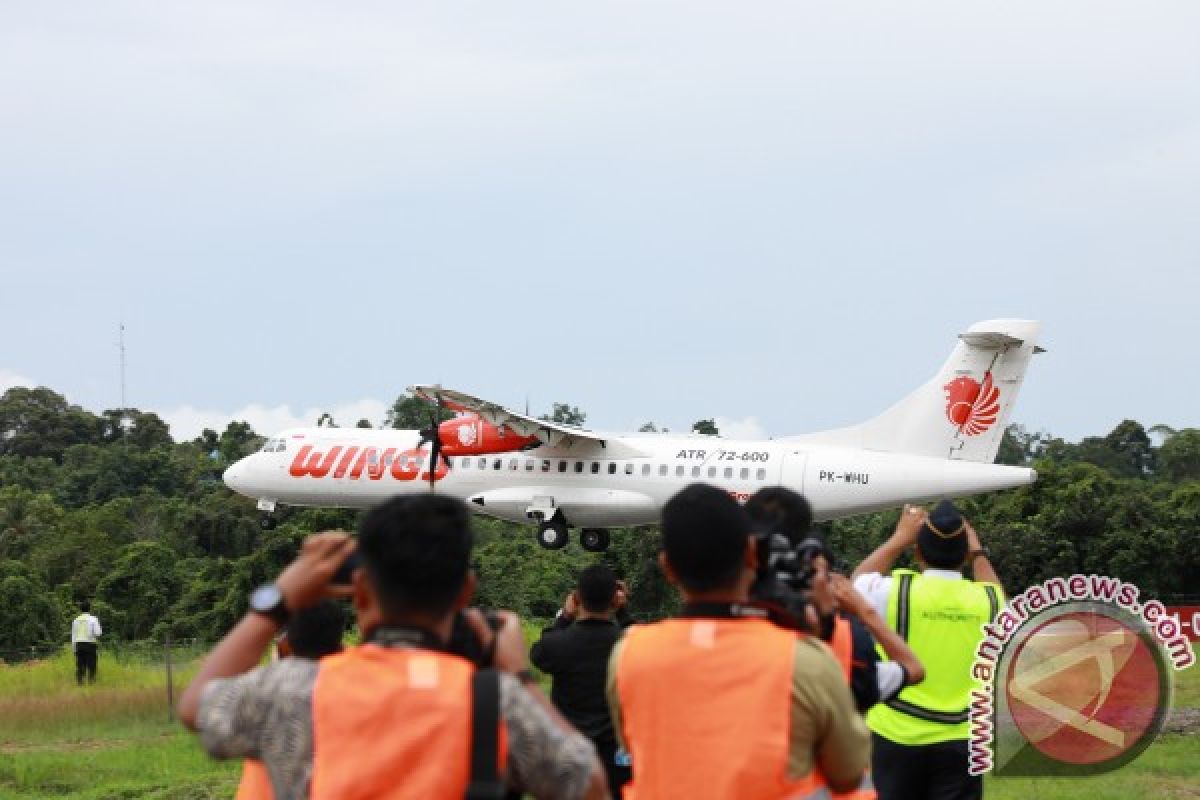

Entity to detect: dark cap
[917,499,969,569]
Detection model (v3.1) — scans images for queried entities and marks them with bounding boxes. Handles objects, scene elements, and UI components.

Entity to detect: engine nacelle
[438,414,538,456]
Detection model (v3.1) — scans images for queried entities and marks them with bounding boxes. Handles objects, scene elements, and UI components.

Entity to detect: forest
[1,385,1197,655]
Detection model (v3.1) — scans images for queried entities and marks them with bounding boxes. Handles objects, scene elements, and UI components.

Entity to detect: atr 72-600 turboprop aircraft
[223,319,1043,552]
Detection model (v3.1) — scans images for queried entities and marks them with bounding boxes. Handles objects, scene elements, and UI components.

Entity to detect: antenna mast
[119,322,127,410]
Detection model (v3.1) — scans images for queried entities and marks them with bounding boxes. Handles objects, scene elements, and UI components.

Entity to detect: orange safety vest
[825,617,877,800]
[615,617,829,800]
[310,644,507,799]
[235,760,272,800]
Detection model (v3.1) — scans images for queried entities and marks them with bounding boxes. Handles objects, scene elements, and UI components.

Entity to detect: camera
[749,531,827,633]
[447,609,505,667]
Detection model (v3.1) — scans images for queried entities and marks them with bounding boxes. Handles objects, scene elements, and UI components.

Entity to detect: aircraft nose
[223,459,249,493]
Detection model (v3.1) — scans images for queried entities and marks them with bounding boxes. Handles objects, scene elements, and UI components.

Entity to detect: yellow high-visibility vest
[867,569,1001,745]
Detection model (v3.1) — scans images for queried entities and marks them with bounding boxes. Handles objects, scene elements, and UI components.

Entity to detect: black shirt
[529,614,628,745]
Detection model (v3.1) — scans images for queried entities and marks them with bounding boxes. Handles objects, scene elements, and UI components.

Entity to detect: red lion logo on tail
[944,371,1001,435]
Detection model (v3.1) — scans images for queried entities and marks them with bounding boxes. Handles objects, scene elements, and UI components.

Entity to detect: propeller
[415,394,451,489]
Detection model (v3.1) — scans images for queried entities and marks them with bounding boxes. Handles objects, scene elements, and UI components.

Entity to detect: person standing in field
[71,601,102,685]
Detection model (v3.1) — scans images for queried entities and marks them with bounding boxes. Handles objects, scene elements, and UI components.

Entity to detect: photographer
[852,500,1003,800]
[179,495,607,800]
[607,484,869,799]
[744,488,925,715]
[531,565,632,798]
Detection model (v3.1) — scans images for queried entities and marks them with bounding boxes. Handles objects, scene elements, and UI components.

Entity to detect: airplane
[222,319,1043,552]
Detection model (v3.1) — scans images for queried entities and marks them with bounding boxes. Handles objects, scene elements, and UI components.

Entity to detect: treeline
[1,386,1197,655]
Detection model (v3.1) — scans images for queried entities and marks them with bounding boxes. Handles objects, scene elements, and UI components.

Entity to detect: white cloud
[0,369,36,393]
[161,397,389,441]
[714,416,768,441]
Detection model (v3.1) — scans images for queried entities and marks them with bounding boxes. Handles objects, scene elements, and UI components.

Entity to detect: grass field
[1,642,1196,799]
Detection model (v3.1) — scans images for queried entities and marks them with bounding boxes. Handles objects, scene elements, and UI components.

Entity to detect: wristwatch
[969,547,991,562]
[249,584,291,626]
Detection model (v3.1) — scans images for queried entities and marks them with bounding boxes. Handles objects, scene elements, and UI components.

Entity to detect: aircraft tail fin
[791,319,1043,463]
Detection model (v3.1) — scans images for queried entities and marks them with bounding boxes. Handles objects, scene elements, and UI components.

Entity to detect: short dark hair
[358,495,473,617]
[744,487,814,543]
[578,564,618,613]
[661,484,752,593]
[80,601,91,613]
[285,601,345,659]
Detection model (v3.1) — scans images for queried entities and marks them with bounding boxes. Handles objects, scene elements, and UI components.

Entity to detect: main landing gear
[579,528,610,553]
[533,521,611,552]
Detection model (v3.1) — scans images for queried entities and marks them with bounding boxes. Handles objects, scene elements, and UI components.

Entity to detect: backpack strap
[466,668,506,800]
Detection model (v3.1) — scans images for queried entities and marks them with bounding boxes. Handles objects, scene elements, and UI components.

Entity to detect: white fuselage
[224,427,1036,528]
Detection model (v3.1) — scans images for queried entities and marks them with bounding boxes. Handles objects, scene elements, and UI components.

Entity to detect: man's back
[531,618,623,743]
[609,617,869,799]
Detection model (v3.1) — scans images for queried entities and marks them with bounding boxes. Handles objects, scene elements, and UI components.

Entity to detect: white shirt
[852,568,965,622]
[71,614,102,645]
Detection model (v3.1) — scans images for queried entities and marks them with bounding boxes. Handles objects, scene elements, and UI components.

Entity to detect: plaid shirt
[197,645,596,800]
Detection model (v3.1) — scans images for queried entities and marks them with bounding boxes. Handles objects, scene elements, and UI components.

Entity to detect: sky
[2,2,1198,443]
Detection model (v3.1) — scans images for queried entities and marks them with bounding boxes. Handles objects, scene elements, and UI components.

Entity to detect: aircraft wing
[408,385,609,449]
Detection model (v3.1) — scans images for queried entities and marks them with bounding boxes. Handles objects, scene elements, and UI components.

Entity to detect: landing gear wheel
[580,528,610,553]
[537,523,570,550]
[260,515,278,531]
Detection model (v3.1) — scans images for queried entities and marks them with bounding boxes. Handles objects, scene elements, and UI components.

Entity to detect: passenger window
[625,463,634,475]
[558,461,567,473]
[445,457,454,468]
[526,459,535,471]
[739,467,749,479]
[479,458,487,469]
[642,464,651,476]
[493,459,502,470]
[542,460,551,472]
[591,462,600,474]
[692,466,701,478]
[658,464,668,477]
[509,459,519,471]
[382,454,393,466]
[415,457,425,469]
[724,467,733,479]
[756,468,766,480]
[707,466,716,478]
[608,463,617,475]
[676,465,685,477]
[368,451,379,464]
[575,461,584,473]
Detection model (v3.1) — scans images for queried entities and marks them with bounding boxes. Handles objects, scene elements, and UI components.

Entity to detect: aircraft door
[780,451,808,494]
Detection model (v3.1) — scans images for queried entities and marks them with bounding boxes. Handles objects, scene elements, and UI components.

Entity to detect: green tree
[540,403,587,427]
[97,541,182,640]
[0,486,64,561]
[0,387,103,462]
[692,419,719,436]
[0,561,65,650]
[638,422,659,433]
[218,421,261,463]
[1158,428,1200,482]
[386,393,452,429]
[100,408,173,448]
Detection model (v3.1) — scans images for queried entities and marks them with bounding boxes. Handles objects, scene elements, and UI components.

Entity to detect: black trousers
[871,732,982,800]
[74,642,98,685]
[593,738,631,800]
